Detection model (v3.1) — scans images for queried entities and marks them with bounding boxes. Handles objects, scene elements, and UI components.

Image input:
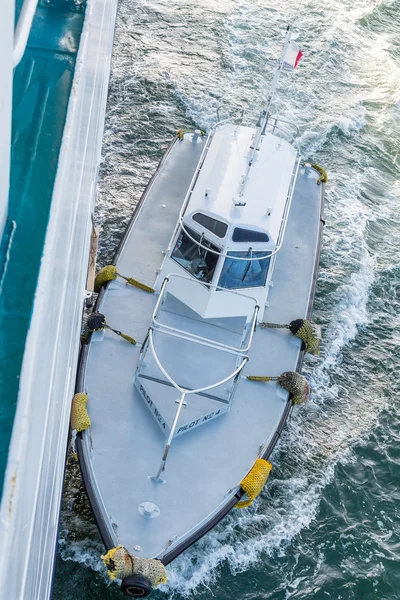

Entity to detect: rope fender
[260,318,322,355]
[247,371,310,405]
[311,163,328,184]
[101,545,167,587]
[85,312,136,345]
[176,128,206,140]
[94,265,154,294]
[235,459,272,509]
[70,393,90,433]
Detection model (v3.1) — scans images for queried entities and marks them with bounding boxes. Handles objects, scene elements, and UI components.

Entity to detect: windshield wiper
[241,247,253,282]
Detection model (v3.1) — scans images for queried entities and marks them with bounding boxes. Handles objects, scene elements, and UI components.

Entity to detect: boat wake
[162,246,377,598]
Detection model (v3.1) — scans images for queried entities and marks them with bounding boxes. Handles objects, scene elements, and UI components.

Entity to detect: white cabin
[157,123,299,319]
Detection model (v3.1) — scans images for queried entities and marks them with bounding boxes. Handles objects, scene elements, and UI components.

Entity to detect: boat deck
[79,133,323,560]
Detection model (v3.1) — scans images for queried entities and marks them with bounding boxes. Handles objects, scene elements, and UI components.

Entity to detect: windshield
[218,249,271,289]
[171,226,220,283]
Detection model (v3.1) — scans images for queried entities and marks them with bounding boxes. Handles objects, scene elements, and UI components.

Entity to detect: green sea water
[53,0,400,598]
[0,0,85,495]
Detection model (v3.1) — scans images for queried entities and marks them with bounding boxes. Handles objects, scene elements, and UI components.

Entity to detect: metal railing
[148,328,249,481]
[136,273,259,481]
[14,0,40,67]
[152,273,260,354]
[163,115,301,269]
[163,131,214,260]
[173,150,300,266]
[265,156,301,290]
[267,115,300,148]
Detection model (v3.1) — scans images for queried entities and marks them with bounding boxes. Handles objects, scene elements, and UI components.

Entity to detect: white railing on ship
[136,273,260,480]
[152,274,260,354]
[164,124,301,266]
[148,329,249,481]
[265,156,301,289]
[13,0,39,67]
[170,152,301,266]
[164,130,214,258]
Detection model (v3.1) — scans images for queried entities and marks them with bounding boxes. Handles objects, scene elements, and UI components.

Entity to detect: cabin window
[192,213,228,238]
[218,250,271,289]
[232,228,269,243]
[172,226,220,283]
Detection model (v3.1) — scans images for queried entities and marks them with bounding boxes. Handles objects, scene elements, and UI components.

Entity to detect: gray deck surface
[81,133,322,559]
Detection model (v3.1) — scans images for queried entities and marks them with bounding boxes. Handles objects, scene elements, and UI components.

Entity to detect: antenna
[238,27,293,198]
[265,25,292,116]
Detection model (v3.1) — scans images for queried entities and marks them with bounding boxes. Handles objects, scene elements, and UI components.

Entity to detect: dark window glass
[171,226,220,283]
[218,250,271,290]
[232,228,269,243]
[192,213,228,238]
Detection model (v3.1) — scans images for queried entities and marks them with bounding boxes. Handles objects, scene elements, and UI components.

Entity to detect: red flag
[283,40,303,69]
[294,49,303,68]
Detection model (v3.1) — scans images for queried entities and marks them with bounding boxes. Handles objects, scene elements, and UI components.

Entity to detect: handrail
[148,328,249,481]
[269,114,300,138]
[163,131,213,258]
[148,329,248,397]
[144,272,256,480]
[175,154,301,263]
[178,132,213,222]
[153,274,260,353]
[216,105,245,125]
[267,121,299,149]
[165,124,299,264]
[153,272,259,315]
[14,0,39,67]
[151,326,247,358]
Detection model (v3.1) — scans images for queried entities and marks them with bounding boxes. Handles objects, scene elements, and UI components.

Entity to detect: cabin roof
[183,124,297,245]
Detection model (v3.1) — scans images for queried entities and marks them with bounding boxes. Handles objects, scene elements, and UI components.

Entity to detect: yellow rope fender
[176,129,206,140]
[70,393,91,432]
[247,371,310,404]
[101,545,168,587]
[94,265,155,294]
[94,265,117,292]
[235,459,272,509]
[311,163,328,184]
[260,318,322,355]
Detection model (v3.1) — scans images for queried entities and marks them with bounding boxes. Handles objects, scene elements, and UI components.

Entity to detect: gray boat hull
[76,132,324,566]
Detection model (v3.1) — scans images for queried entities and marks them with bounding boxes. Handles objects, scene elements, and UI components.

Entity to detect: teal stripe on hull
[0,0,86,496]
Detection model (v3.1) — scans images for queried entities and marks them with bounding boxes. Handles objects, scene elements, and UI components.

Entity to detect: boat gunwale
[75,136,325,565]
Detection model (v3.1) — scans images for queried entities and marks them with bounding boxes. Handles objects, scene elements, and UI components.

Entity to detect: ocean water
[53,0,400,598]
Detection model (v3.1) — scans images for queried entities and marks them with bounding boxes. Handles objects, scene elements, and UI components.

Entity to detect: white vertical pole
[0,0,14,241]
[239,26,292,198]
[152,392,187,481]
[13,0,40,67]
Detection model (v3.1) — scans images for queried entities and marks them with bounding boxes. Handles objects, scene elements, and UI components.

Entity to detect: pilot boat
[74,28,326,597]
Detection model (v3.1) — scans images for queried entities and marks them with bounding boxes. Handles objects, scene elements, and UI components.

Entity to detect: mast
[239,26,293,198]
